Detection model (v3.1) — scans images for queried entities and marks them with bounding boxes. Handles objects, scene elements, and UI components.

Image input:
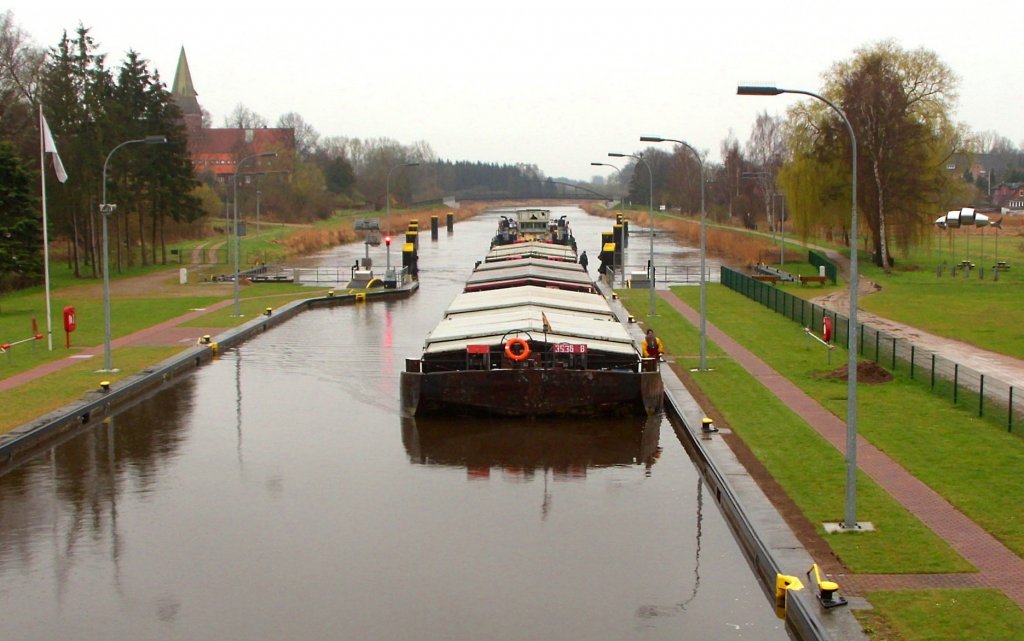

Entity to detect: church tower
[171,47,203,141]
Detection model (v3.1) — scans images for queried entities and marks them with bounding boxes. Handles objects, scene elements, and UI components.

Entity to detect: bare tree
[224,102,267,128]
[0,11,44,153]
[745,111,786,231]
[277,111,320,159]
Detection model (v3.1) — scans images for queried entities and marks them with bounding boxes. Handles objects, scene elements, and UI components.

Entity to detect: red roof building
[170,48,294,181]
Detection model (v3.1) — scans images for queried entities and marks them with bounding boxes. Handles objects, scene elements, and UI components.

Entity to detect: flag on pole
[41,114,68,183]
[541,311,552,334]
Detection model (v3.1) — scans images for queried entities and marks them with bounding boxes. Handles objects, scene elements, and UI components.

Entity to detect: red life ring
[504,337,531,362]
[822,316,833,343]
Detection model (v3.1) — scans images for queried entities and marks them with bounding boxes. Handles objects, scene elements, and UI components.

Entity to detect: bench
[752,274,780,283]
[799,275,828,286]
[993,261,1011,271]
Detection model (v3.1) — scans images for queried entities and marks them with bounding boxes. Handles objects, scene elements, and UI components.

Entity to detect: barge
[400,210,663,417]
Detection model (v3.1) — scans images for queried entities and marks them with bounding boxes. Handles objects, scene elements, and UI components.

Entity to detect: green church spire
[172,47,197,99]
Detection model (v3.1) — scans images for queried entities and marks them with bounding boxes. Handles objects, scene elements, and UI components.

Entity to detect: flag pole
[38,104,54,351]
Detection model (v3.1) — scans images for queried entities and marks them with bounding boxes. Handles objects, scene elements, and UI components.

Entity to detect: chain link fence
[721,266,1022,434]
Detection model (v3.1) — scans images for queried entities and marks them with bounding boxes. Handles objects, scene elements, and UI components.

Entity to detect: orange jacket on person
[641,336,664,358]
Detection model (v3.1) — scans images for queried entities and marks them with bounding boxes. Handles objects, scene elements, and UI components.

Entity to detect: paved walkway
[0,300,232,394]
[659,290,1024,608]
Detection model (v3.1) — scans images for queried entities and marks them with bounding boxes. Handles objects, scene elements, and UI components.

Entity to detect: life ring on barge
[504,337,531,362]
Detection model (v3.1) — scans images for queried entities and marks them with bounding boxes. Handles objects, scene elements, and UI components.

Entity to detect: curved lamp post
[738,83,861,530]
[609,152,655,316]
[591,162,626,287]
[233,152,277,316]
[100,135,167,372]
[641,136,707,371]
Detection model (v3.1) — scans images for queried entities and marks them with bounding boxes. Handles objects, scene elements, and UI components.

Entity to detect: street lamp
[591,162,626,287]
[248,170,289,235]
[386,161,419,277]
[386,161,419,237]
[233,152,278,316]
[739,83,861,530]
[609,152,655,316]
[100,135,167,372]
[641,136,708,371]
[776,192,786,266]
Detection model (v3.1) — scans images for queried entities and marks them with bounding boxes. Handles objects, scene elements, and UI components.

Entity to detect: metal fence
[721,266,1022,434]
[808,250,838,284]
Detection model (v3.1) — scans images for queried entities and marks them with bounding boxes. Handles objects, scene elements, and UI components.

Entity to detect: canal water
[0,207,788,640]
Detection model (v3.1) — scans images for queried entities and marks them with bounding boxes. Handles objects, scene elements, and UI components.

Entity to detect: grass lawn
[616,289,970,574]
[663,284,1024,557]
[858,589,1024,641]
[0,346,181,434]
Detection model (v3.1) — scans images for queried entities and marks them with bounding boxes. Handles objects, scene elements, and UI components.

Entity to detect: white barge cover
[487,241,577,263]
[421,287,636,357]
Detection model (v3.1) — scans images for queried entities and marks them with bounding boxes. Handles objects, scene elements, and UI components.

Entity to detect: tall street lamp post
[385,161,419,277]
[591,162,626,287]
[233,152,277,316]
[776,192,786,265]
[739,83,861,529]
[100,135,167,372]
[609,152,655,316]
[641,136,708,371]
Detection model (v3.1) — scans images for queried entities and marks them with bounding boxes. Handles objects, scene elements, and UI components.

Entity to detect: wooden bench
[799,275,828,285]
[752,274,780,284]
[993,261,1011,271]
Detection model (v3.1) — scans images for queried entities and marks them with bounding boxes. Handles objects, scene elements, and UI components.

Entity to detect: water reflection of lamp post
[739,83,861,530]
[591,162,626,287]
[233,152,277,316]
[100,135,167,372]
[609,152,655,316]
[641,136,707,371]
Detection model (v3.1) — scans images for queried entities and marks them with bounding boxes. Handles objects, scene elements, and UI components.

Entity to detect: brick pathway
[660,290,1024,607]
[0,300,233,394]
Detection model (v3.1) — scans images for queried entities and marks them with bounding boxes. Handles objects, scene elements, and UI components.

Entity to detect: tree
[782,41,962,269]
[718,131,744,221]
[0,11,44,158]
[745,111,786,231]
[0,142,40,291]
[224,103,267,128]
[277,112,319,160]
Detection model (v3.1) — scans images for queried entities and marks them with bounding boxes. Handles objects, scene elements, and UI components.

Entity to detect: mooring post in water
[446,212,454,233]
[431,215,439,240]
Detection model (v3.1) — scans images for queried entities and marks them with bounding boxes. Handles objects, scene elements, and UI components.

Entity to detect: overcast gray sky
[12,0,1021,180]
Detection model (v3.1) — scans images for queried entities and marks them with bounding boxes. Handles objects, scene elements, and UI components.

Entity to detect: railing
[721,266,1023,434]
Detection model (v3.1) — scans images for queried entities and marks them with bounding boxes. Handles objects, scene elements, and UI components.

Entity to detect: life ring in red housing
[504,337,531,362]
[822,316,833,343]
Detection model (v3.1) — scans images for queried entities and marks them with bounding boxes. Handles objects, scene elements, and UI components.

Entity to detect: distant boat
[400,211,663,417]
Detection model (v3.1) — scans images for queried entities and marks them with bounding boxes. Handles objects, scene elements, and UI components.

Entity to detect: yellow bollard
[210,342,219,356]
[808,564,847,608]
[774,573,805,619]
[264,307,272,316]
[355,292,367,303]
[100,381,111,392]
[327,290,335,297]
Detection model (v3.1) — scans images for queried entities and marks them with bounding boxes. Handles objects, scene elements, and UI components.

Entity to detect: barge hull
[401,369,663,417]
